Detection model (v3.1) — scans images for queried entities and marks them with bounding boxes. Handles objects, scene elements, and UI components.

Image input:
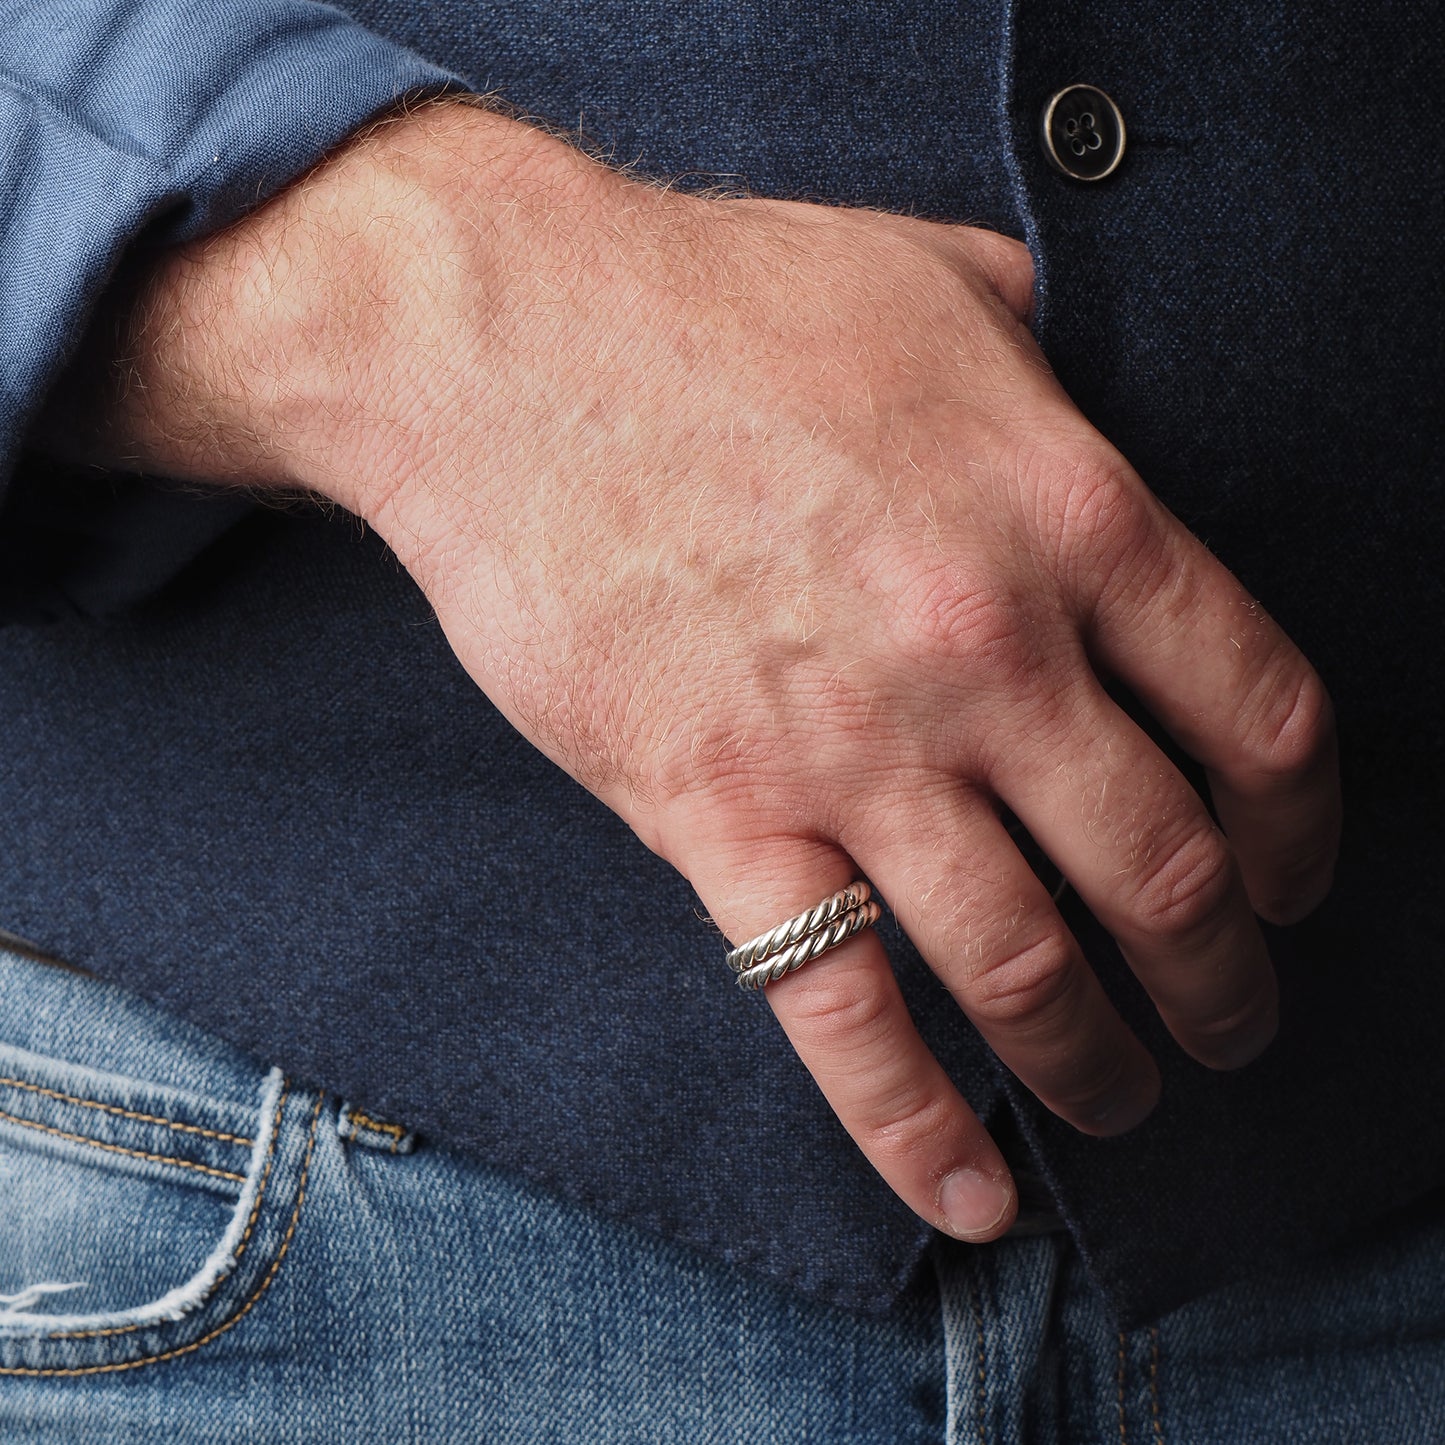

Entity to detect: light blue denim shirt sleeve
[0,0,463,512]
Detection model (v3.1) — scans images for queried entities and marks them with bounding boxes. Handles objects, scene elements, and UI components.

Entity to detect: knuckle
[649,726,772,815]
[1044,452,1157,579]
[858,1086,960,1161]
[785,970,895,1054]
[1179,977,1279,1068]
[1237,662,1336,786]
[957,229,1036,316]
[1189,988,1273,1048]
[962,930,1079,1029]
[884,561,1039,688]
[996,235,1037,294]
[1128,826,1237,941]
[1254,834,1340,926]
[1046,1053,1136,1121]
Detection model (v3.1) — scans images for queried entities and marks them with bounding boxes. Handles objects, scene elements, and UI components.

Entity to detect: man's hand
[46,102,1340,1240]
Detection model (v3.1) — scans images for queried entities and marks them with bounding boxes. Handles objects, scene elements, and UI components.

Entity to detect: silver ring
[734,897,882,991]
[726,880,873,973]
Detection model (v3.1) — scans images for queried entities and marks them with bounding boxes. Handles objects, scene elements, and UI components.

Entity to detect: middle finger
[842,778,1162,1135]
[988,676,1279,1071]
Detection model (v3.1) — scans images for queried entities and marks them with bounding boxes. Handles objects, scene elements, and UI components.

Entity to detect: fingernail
[939,1168,1015,1240]
[1213,1009,1279,1070]
[1087,1070,1161,1136]
[1259,845,1339,926]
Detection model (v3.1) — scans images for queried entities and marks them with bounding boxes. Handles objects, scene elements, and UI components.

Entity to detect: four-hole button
[1040,84,1126,181]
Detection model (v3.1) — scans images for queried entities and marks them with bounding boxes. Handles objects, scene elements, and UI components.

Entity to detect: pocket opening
[0,1067,325,1377]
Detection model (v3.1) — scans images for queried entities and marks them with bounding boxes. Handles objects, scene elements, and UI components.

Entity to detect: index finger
[1063,460,1341,924]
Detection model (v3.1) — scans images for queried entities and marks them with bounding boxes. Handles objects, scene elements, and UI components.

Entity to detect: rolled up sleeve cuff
[0,1,464,610]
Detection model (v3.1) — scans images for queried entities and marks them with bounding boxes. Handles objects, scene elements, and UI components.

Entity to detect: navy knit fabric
[1,0,1441,1324]
[1002,0,1445,1316]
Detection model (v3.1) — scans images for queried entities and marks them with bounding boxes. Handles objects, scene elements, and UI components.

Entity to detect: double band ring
[728,880,881,991]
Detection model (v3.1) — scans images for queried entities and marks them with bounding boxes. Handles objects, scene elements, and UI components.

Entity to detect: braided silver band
[735,899,882,991]
[726,880,873,973]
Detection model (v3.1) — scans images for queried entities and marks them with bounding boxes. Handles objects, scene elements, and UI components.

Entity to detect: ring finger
[686,831,1018,1241]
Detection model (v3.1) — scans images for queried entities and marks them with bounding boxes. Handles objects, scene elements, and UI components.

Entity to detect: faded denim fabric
[6,947,1445,1442]
[932,1216,1445,1445]
[0,0,1441,1326]
[0,947,946,1439]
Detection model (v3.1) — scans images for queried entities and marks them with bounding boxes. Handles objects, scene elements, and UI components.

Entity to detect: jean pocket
[0,1041,322,1379]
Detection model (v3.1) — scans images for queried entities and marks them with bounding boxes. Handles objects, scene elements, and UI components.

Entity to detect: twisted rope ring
[726,880,872,973]
[735,900,882,990]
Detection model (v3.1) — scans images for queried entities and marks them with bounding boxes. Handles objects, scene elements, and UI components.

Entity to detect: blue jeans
[3,943,1444,1442]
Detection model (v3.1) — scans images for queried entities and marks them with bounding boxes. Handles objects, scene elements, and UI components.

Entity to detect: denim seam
[1148,1327,1164,1443]
[967,1268,989,1445]
[0,1090,323,1376]
[0,1104,246,1184]
[42,1082,291,1340]
[233,1085,289,1263]
[1116,1330,1129,1444]
[0,1074,254,1147]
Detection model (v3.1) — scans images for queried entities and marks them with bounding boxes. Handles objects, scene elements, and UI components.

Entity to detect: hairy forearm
[34,100,590,518]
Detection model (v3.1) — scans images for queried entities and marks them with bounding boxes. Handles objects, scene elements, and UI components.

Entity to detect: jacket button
[1040,85,1126,181]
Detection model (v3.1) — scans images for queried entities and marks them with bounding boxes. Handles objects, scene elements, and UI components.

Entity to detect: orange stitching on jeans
[0,1075,253,1147]
[1149,1326,1164,1443]
[346,1109,405,1137]
[234,1084,289,1260]
[43,1083,292,1342]
[1117,1331,1129,1444]
[345,1109,407,1152]
[0,1093,324,1377]
[0,1106,244,1183]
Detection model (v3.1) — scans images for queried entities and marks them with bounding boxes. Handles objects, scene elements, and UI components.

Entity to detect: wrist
[32,102,603,523]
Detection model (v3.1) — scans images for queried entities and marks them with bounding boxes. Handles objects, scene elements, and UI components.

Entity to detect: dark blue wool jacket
[1,0,1440,1325]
